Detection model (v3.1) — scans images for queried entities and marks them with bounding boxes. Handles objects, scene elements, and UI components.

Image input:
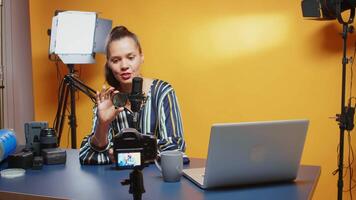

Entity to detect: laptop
[183,119,309,189]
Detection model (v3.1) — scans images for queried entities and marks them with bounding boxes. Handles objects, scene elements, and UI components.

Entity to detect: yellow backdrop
[29,1,356,199]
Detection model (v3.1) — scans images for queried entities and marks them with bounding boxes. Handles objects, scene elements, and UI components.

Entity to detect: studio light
[49,11,112,64]
[302,0,356,20]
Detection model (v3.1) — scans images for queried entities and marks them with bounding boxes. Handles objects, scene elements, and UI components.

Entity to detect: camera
[113,128,157,169]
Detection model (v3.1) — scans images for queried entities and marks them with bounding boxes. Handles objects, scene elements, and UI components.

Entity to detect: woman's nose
[120,59,129,70]
[120,65,129,71]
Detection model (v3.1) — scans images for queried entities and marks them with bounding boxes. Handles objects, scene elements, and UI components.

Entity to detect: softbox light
[301,0,356,20]
[49,11,112,64]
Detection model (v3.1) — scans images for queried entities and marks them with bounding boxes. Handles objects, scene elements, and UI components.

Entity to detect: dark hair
[105,26,142,88]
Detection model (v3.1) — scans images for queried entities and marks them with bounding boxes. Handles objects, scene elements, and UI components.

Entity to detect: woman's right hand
[108,148,116,163]
[91,85,124,149]
[96,85,124,125]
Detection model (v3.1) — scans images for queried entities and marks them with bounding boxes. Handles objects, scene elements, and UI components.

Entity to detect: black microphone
[130,77,143,113]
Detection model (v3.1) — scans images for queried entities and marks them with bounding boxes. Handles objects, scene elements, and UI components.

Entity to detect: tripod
[53,64,96,148]
[121,167,145,200]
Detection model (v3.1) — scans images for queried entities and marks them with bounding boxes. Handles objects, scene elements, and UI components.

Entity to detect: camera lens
[40,128,58,149]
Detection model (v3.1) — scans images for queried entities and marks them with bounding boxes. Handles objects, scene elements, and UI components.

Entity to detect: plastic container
[0,129,17,162]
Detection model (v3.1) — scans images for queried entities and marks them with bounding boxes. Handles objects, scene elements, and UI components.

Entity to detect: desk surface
[0,149,320,200]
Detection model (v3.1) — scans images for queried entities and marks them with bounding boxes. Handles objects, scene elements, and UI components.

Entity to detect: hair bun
[111,26,129,35]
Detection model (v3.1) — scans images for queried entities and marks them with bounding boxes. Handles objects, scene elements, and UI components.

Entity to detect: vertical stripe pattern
[79,79,187,165]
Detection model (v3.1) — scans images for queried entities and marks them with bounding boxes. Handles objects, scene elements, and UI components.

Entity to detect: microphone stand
[53,64,96,148]
[132,105,140,131]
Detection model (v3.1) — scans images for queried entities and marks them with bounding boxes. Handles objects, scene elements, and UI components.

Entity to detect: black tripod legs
[121,168,145,200]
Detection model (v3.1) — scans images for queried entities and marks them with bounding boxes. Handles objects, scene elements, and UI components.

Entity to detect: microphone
[129,77,144,130]
[111,77,144,111]
[130,77,144,113]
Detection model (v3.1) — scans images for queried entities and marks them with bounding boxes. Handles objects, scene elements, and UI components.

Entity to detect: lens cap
[0,168,25,178]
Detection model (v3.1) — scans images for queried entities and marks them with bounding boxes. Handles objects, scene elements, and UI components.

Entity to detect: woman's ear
[105,62,111,69]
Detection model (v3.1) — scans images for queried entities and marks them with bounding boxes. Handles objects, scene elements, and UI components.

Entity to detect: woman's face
[107,37,144,86]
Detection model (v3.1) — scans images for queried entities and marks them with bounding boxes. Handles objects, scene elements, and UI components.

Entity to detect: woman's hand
[108,148,116,163]
[91,85,124,148]
[96,85,124,125]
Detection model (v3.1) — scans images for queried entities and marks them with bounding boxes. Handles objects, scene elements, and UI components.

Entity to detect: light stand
[334,7,356,200]
[53,64,96,148]
[301,1,356,199]
[48,11,112,148]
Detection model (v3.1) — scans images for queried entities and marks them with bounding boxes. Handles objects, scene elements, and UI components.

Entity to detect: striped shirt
[79,79,188,165]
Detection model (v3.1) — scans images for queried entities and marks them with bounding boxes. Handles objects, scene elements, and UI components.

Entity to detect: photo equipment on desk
[41,148,66,165]
[0,129,38,170]
[113,128,157,170]
[25,121,48,156]
[24,122,58,156]
[8,150,33,169]
[113,77,158,200]
[301,1,356,200]
[40,128,58,149]
[39,128,66,165]
[49,10,112,148]
[9,127,66,169]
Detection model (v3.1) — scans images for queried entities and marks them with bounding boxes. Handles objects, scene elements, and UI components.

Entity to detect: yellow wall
[29,1,356,199]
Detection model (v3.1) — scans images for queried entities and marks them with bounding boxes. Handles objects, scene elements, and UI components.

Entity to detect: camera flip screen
[117,152,141,168]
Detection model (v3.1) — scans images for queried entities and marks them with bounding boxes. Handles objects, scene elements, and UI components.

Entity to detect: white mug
[155,150,183,182]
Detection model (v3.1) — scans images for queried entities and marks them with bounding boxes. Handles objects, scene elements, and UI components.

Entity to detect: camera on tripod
[113,128,157,169]
[112,77,158,170]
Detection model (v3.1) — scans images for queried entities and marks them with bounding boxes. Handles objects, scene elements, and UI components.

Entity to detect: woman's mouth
[121,73,131,80]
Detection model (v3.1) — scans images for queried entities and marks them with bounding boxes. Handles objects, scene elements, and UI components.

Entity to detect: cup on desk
[155,150,183,182]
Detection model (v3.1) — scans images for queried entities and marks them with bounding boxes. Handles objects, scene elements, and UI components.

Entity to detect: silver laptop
[183,119,309,189]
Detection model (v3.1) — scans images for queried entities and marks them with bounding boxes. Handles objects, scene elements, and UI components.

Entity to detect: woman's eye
[128,56,135,60]
[112,59,120,63]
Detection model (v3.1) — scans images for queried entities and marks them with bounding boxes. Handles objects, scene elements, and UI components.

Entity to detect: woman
[79,26,188,165]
